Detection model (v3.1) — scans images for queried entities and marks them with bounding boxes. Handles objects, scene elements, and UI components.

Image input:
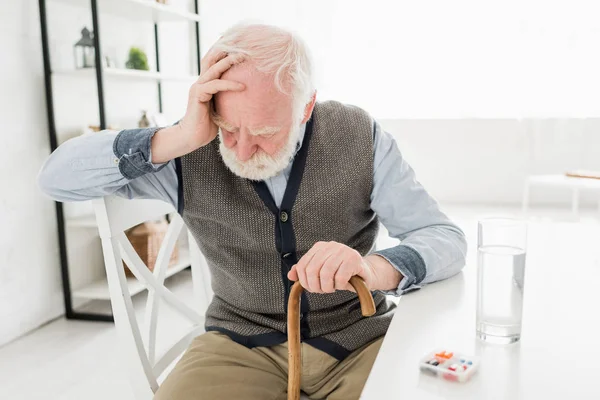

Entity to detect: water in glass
[476,244,526,344]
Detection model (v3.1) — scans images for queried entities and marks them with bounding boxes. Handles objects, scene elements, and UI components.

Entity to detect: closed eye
[212,112,239,133]
[249,126,281,136]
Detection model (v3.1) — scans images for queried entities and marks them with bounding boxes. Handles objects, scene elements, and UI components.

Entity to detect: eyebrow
[248,125,281,136]
[212,112,281,136]
[211,112,238,132]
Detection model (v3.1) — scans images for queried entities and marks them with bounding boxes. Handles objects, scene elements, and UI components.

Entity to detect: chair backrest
[93,195,213,399]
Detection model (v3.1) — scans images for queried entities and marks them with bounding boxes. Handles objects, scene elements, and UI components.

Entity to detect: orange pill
[435,351,453,359]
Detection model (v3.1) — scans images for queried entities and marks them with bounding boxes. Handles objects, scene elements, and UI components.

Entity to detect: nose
[236,131,257,162]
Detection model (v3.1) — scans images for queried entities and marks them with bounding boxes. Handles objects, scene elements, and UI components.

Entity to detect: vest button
[280,211,289,223]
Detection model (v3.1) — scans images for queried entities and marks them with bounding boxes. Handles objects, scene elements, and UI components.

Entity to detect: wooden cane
[287,276,376,400]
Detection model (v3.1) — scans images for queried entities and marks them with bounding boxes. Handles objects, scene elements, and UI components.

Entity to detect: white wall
[198,0,600,119]
[0,0,194,347]
[198,0,600,207]
[0,1,64,347]
[380,118,600,206]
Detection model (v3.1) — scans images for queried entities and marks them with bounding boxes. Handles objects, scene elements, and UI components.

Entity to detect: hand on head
[178,49,247,150]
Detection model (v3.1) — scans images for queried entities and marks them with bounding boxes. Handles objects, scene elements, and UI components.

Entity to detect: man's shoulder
[314,100,373,136]
[315,100,372,121]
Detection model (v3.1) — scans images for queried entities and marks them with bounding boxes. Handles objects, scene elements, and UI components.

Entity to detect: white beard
[218,124,301,181]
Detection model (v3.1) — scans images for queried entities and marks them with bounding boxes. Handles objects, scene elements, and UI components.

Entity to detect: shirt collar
[276,123,306,179]
[294,123,307,155]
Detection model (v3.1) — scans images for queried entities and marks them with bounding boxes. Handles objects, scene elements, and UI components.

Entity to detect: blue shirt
[38,120,467,295]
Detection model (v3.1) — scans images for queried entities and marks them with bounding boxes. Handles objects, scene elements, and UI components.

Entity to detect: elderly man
[39,23,466,400]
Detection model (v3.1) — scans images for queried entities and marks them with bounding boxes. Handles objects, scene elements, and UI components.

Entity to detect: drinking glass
[476,218,527,344]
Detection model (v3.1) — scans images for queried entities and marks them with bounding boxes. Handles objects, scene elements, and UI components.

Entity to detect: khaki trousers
[154,331,384,400]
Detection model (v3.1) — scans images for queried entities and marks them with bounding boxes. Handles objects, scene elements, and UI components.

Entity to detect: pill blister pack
[419,349,479,383]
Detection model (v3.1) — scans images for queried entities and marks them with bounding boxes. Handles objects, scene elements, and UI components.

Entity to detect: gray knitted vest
[178,101,396,360]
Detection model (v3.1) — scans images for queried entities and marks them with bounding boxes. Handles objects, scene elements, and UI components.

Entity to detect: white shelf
[54,0,201,23]
[53,67,197,82]
[66,215,98,228]
[73,250,191,300]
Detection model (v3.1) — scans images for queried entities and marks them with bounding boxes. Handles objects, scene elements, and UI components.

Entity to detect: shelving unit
[73,250,191,300]
[53,67,198,82]
[53,0,202,22]
[65,215,98,228]
[38,0,201,322]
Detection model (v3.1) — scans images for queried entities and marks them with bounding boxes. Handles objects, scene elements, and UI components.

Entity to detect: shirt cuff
[372,245,426,296]
[114,127,169,180]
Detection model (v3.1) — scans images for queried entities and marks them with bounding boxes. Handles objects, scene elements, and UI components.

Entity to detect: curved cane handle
[287,276,376,400]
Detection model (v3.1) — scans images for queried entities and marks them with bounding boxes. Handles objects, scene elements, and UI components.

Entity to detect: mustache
[217,126,300,180]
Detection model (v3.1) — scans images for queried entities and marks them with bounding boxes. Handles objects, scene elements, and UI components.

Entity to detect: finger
[293,260,309,293]
[198,53,246,84]
[294,242,321,280]
[334,260,356,292]
[201,79,245,94]
[200,47,227,75]
[288,265,298,282]
[319,254,343,293]
[191,79,245,102]
[295,241,326,272]
[305,246,337,293]
[294,242,325,288]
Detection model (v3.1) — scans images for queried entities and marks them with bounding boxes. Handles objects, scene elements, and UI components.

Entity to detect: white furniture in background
[55,0,202,22]
[360,220,600,399]
[92,195,212,399]
[53,67,198,83]
[41,0,203,321]
[522,174,600,217]
[67,210,194,302]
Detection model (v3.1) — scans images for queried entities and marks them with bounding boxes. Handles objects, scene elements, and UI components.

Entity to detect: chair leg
[102,237,157,399]
[571,188,580,218]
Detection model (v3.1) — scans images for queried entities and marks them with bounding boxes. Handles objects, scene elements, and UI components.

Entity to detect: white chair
[522,174,600,217]
[93,195,212,399]
[93,195,309,400]
[521,119,600,218]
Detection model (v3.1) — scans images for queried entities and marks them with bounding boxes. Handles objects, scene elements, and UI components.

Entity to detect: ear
[301,91,317,124]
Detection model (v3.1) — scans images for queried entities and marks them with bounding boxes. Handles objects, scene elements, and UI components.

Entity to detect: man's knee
[153,375,192,400]
[153,331,288,400]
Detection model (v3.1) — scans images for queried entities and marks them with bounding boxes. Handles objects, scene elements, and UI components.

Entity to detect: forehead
[214,62,292,124]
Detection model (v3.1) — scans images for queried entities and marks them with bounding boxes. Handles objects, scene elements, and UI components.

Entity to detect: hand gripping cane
[286,276,376,400]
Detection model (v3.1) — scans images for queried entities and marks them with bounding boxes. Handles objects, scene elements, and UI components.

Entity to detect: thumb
[288,265,298,281]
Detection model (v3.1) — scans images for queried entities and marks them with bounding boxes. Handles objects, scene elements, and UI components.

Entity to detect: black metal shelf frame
[38,0,201,322]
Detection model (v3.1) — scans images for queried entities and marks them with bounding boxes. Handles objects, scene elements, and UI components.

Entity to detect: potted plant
[125,47,150,71]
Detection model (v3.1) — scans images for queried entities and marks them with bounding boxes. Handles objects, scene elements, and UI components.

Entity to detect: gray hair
[212,22,315,123]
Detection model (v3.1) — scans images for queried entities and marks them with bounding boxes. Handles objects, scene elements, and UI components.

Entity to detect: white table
[523,174,600,217]
[361,219,600,399]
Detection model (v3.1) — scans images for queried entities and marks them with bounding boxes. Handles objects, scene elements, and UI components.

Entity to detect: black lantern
[73,27,95,69]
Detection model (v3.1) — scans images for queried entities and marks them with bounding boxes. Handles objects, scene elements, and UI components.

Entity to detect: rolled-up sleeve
[114,127,168,180]
[369,120,467,295]
[38,128,178,208]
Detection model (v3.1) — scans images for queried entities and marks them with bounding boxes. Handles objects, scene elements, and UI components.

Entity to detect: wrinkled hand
[149,47,247,164]
[287,241,376,293]
[179,47,246,149]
